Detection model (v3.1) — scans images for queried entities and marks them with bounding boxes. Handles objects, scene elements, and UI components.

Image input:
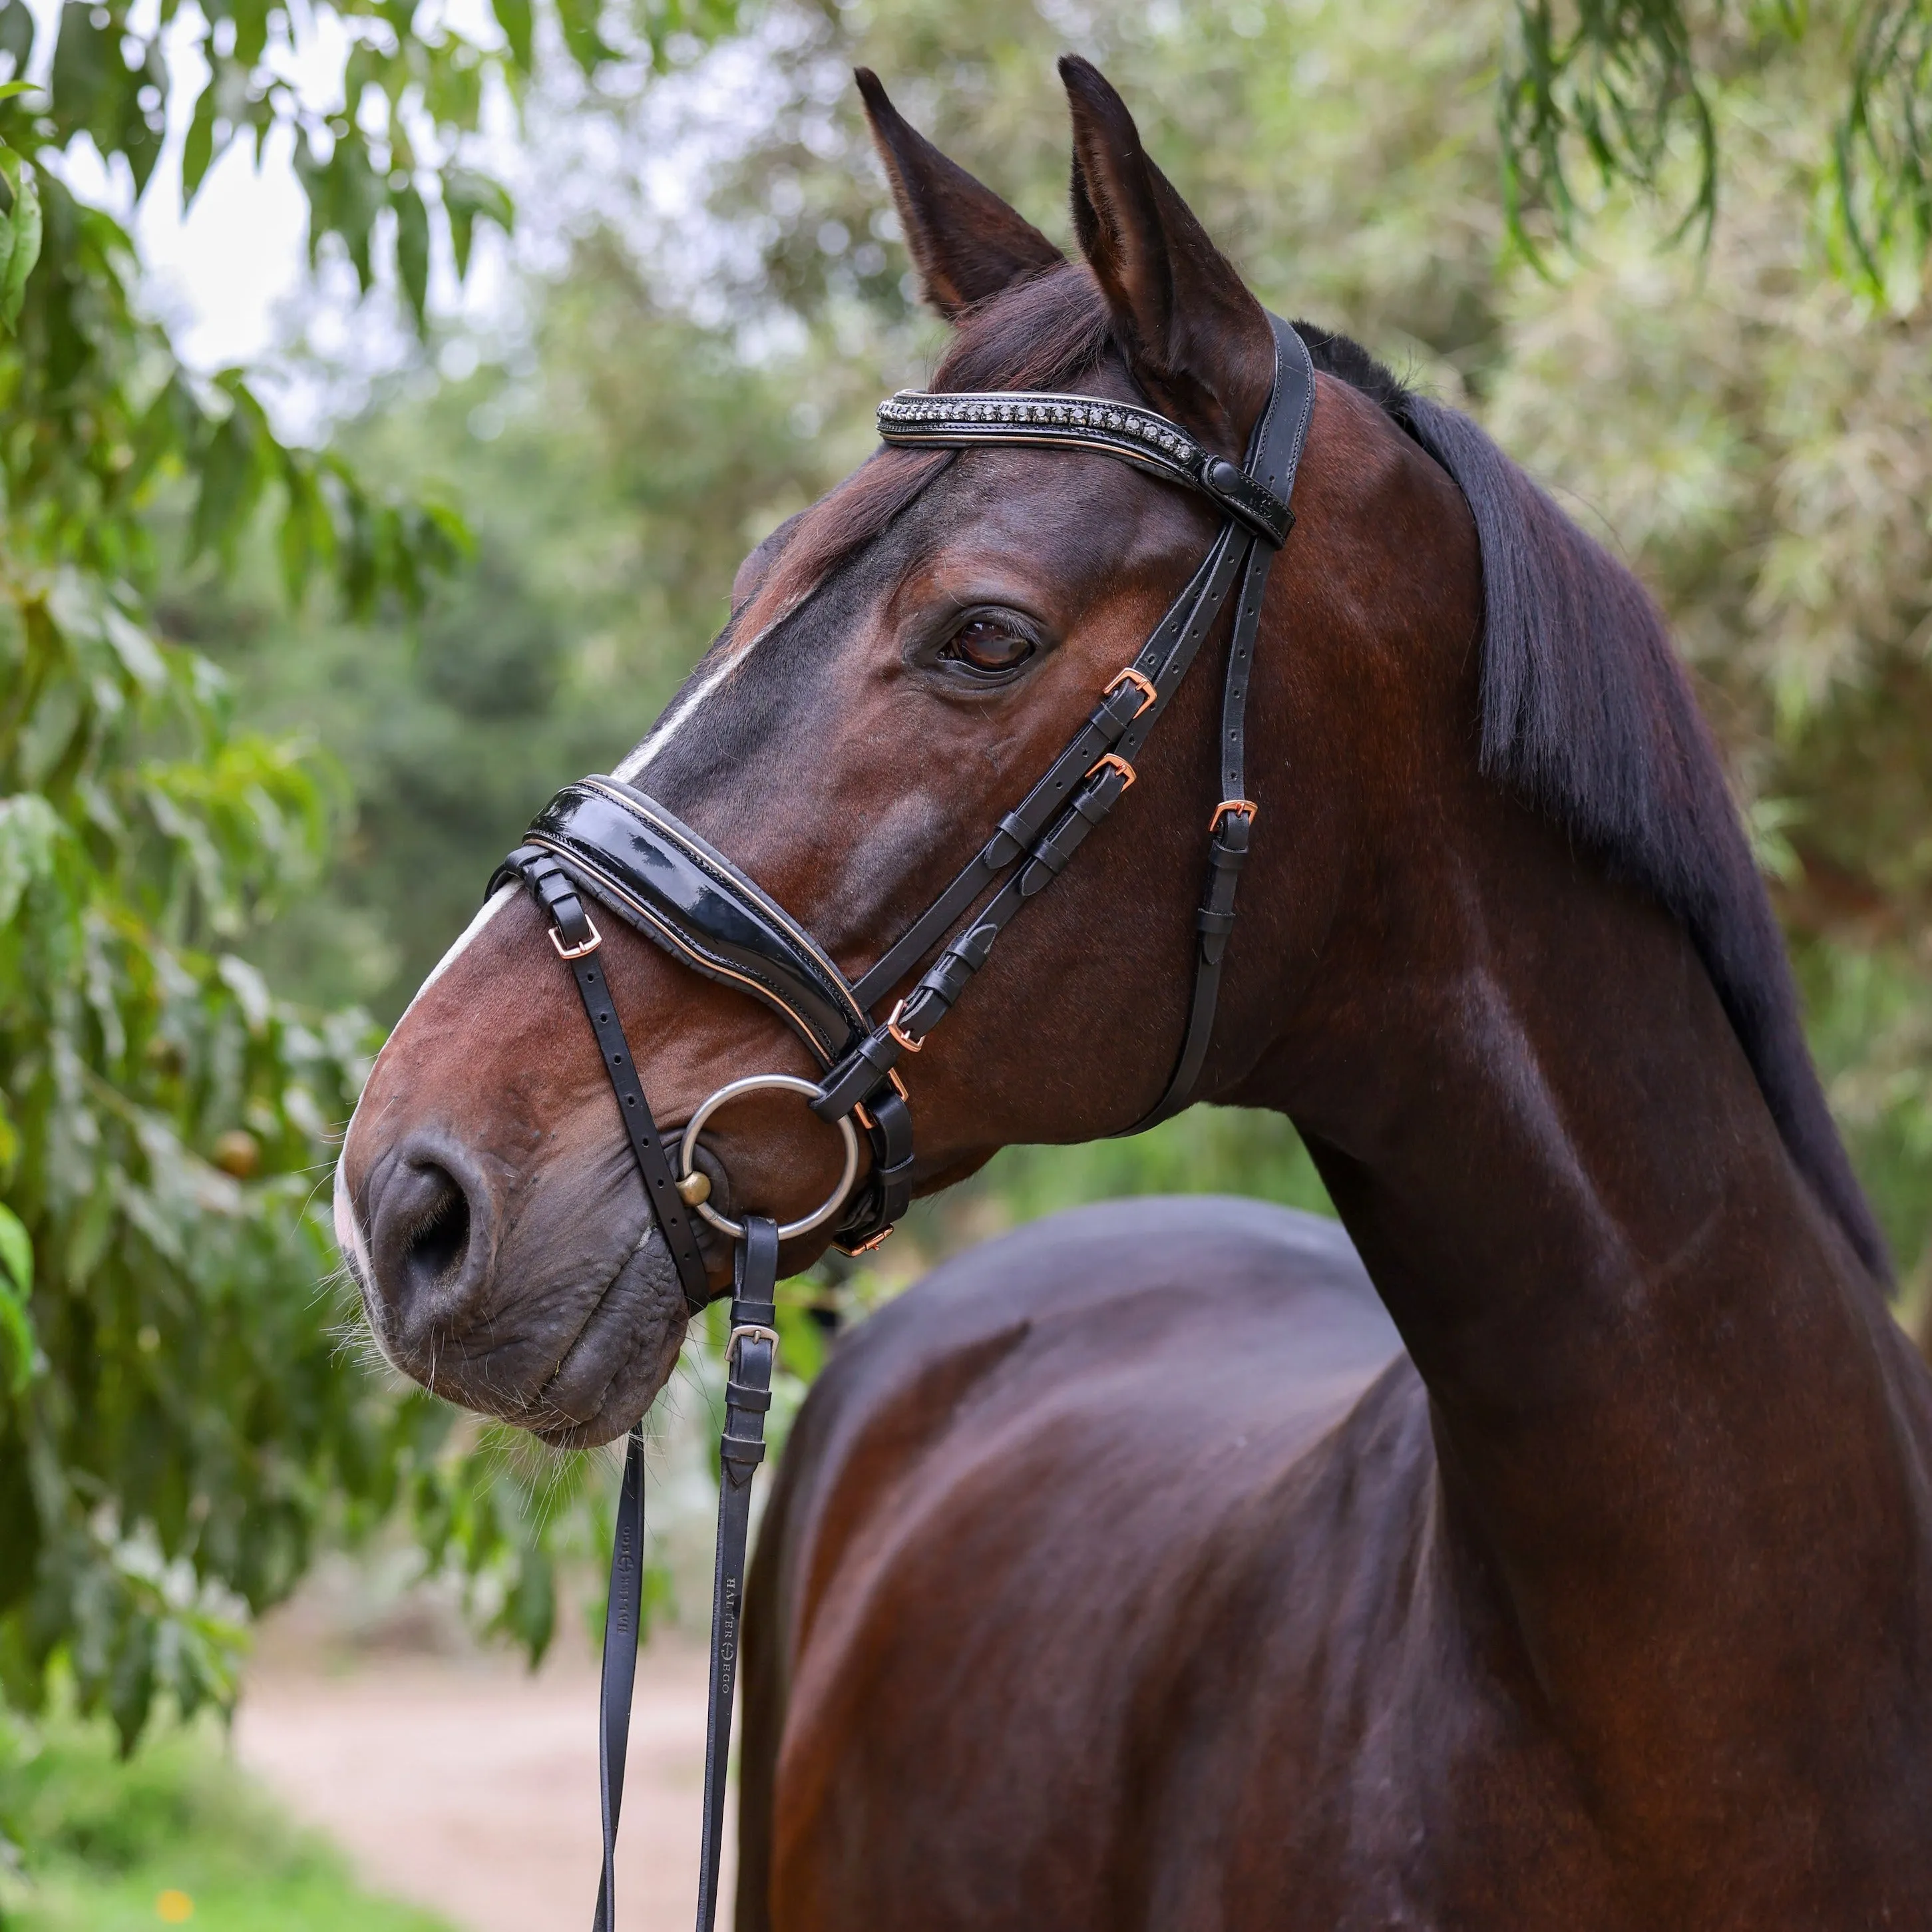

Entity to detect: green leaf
[0,1,34,74]
[443,168,513,280]
[393,182,429,331]
[491,0,532,73]
[0,1201,31,1299]
[0,1205,32,1396]
[554,0,612,78]
[180,77,216,206]
[0,145,40,331]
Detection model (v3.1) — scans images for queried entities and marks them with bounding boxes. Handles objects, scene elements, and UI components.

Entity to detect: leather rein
[489,313,1315,1931]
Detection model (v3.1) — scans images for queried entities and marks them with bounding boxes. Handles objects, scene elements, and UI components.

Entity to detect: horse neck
[1244,775,1932,1806]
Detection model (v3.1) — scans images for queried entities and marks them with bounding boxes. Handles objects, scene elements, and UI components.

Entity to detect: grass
[0,1707,451,1932]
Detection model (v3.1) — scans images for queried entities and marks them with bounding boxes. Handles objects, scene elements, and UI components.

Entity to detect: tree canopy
[0,0,746,1750]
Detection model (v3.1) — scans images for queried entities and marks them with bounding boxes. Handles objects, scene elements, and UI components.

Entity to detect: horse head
[332,57,1873,1451]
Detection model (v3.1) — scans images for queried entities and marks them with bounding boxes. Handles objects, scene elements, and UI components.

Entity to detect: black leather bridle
[490,313,1314,1931]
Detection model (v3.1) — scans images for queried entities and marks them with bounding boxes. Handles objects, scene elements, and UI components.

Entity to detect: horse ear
[857,69,1063,321]
[1059,55,1274,456]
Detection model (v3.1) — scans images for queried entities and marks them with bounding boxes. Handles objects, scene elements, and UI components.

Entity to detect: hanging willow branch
[1499,0,1932,286]
[1499,0,1720,260]
[1837,0,1932,283]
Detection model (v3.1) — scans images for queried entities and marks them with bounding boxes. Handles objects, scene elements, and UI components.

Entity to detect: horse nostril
[367,1145,488,1339]
[403,1170,471,1296]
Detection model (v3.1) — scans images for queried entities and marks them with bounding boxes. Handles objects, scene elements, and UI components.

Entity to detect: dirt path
[235,1644,731,1932]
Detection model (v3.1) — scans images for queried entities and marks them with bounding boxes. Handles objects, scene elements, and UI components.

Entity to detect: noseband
[491,313,1314,1932]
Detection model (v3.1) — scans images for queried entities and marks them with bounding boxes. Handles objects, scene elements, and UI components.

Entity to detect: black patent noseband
[492,313,1315,1932]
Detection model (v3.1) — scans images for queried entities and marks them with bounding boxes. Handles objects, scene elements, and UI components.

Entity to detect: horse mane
[753,266,1886,1277]
[1291,322,1888,1282]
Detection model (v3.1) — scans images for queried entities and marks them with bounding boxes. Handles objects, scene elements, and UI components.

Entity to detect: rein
[490,313,1314,1929]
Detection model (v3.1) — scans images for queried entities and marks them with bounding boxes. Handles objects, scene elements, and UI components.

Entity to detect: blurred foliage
[0,0,743,1762]
[0,1698,451,1927]
[0,170,477,1746]
[1496,0,1932,293]
[0,0,741,331]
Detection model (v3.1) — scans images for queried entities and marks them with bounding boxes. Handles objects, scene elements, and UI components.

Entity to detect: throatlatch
[495,312,1315,1931]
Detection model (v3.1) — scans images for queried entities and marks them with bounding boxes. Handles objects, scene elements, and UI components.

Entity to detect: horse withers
[333,55,1932,1931]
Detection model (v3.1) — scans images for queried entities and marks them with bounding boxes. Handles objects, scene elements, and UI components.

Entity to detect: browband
[876,389,1294,545]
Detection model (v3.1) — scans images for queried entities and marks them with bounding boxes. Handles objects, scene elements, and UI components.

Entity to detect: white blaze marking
[615,651,739,781]
[617,594,803,781]
[331,882,520,1278]
[403,882,519,1018]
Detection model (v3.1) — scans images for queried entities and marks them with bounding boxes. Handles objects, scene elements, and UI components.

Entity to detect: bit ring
[678,1073,860,1243]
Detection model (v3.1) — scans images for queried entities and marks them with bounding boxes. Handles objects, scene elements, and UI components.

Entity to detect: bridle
[489,312,1314,1931]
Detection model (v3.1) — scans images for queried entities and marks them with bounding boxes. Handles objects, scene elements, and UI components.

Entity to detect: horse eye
[942,617,1035,676]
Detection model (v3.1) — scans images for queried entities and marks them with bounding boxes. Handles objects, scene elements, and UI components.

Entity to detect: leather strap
[494,779,869,1063]
[1137,317,1316,1124]
[876,387,1293,544]
[592,1424,646,1932]
[693,1215,779,1932]
[585,1221,778,1932]
[504,847,713,1317]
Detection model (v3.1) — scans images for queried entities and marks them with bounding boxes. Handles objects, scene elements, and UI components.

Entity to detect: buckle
[843,1226,894,1256]
[1103,668,1157,717]
[853,1068,910,1130]
[1209,798,1257,833]
[726,1322,781,1371]
[549,915,603,959]
[1085,752,1137,792]
[886,998,926,1054]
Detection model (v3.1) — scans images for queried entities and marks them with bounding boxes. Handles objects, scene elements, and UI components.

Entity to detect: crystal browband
[876,389,1294,546]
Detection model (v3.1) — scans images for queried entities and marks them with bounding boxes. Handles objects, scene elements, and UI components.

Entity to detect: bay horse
[332,56,1932,1930]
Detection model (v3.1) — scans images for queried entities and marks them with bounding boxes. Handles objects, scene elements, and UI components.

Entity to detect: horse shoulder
[741,1197,1427,1928]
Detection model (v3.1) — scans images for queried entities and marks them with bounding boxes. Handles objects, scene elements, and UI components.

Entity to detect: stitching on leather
[579,780,867,1030]
[524,836,846,1062]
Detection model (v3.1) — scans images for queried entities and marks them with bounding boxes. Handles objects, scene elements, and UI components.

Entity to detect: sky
[15,0,818,438]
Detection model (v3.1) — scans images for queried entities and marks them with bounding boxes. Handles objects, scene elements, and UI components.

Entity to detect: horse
[332,55,1932,1930]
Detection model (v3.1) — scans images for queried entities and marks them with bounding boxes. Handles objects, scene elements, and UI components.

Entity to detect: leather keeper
[811,1034,904,1118]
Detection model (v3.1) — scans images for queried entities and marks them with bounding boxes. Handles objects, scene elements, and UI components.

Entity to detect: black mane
[1292,321,1887,1282]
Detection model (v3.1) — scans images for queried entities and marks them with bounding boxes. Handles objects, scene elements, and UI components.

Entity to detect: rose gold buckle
[1086,752,1136,791]
[852,1066,911,1131]
[1209,798,1257,832]
[1103,668,1157,717]
[550,916,603,959]
[886,998,926,1054]
[845,1227,894,1255]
